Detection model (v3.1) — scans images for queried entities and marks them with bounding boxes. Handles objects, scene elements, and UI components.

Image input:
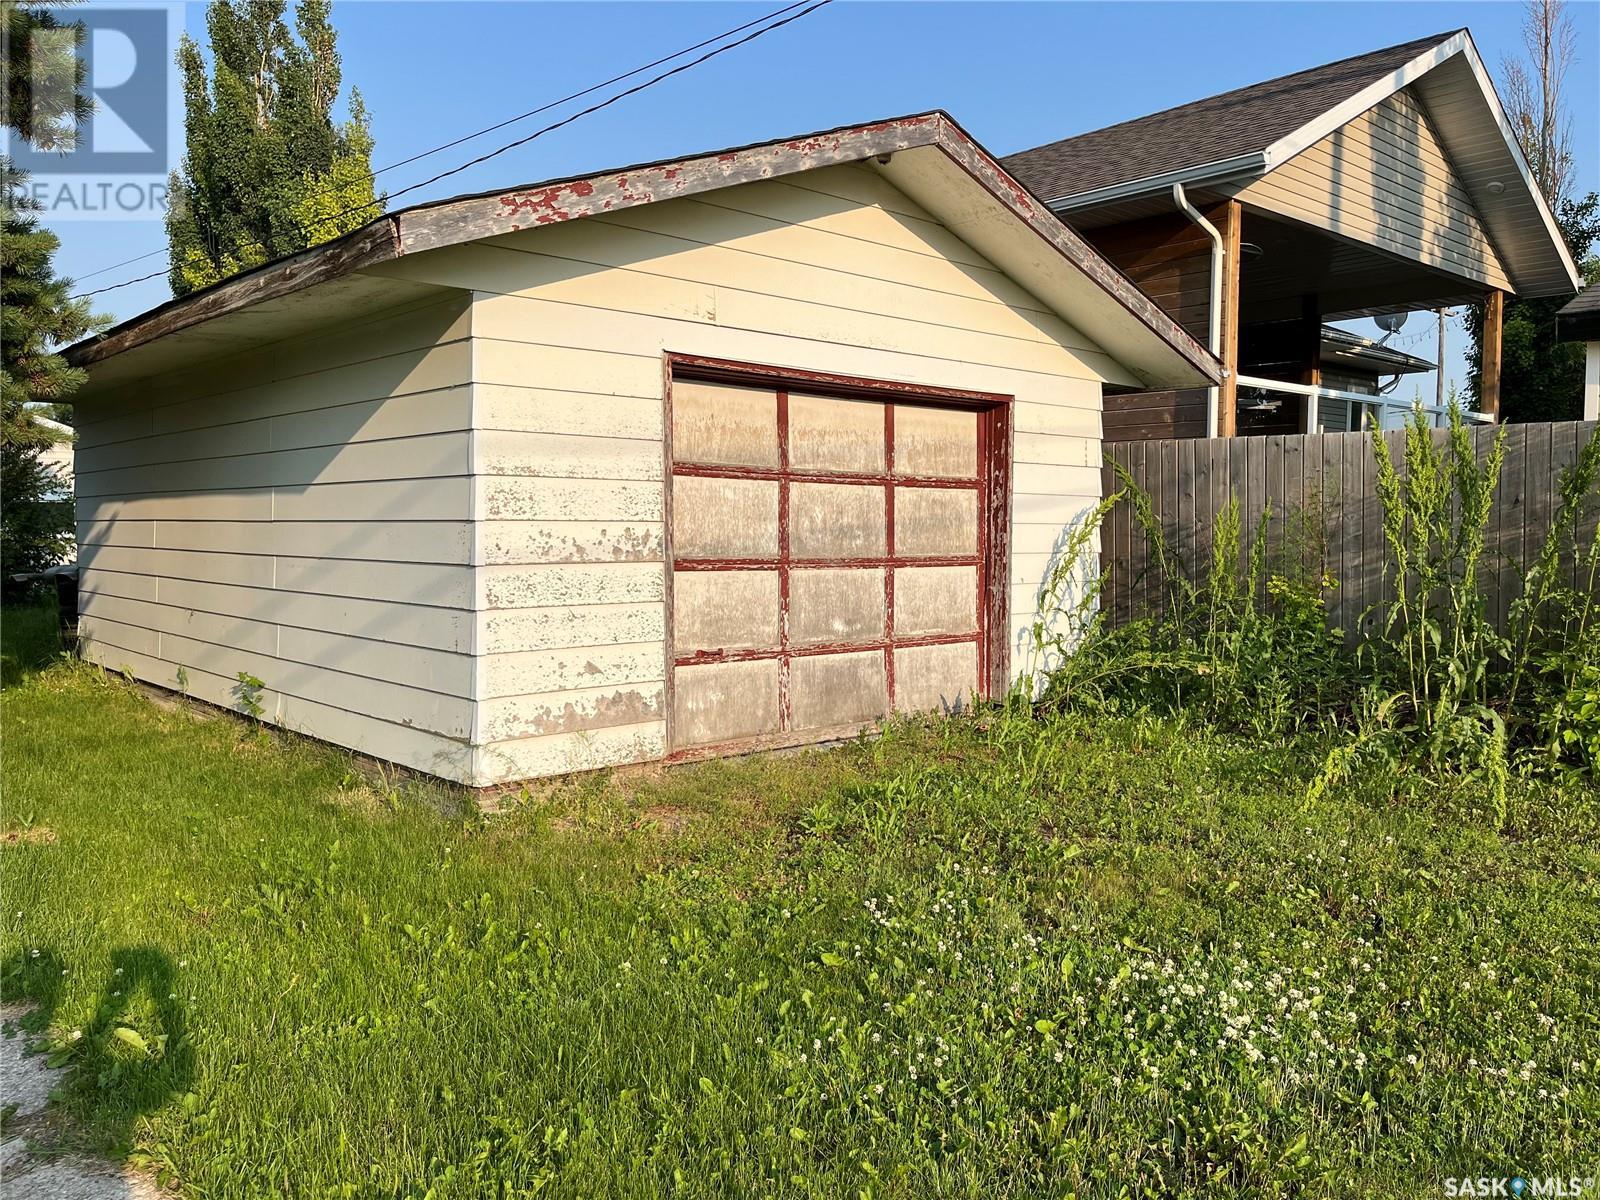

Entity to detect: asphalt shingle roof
[1002,31,1461,202]
[1558,286,1600,318]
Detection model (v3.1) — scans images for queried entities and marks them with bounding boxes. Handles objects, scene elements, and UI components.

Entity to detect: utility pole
[1435,307,1456,408]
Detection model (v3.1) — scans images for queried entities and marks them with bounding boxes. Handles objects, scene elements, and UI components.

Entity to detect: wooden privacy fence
[1098,421,1599,637]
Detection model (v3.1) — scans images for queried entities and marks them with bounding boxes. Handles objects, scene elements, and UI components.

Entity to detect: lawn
[2,601,1598,1197]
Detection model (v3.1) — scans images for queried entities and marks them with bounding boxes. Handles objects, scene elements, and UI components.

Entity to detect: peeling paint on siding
[479,521,663,564]
[481,684,664,741]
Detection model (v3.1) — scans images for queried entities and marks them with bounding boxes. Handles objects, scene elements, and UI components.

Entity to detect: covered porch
[1001,28,1581,442]
[1070,199,1509,441]
[1223,201,1504,437]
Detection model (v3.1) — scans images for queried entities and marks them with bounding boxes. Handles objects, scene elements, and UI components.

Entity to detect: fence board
[1319,434,1346,632]
[1192,437,1214,590]
[1100,422,1597,635]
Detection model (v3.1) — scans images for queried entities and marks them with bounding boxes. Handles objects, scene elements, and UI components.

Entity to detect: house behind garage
[64,113,1215,786]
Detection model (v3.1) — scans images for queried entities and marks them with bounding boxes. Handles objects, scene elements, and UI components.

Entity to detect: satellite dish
[1374,311,1409,345]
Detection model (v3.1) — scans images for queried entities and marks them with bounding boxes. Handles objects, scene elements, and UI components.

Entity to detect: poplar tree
[1464,0,1598,422]
[165,0,383,297]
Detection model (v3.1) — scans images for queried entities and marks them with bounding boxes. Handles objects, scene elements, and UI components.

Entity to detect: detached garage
[64,112,1216,786]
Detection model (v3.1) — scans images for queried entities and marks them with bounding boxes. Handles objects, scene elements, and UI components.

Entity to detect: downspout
[1171,184,1223,438]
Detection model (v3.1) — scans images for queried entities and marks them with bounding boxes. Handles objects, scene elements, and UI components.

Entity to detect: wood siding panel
[1238,89,1511,291]
[72,295,479,782]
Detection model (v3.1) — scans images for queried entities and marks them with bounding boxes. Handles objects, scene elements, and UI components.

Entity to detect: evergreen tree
[2,4,101,580]
[3,0,92,152]
[165,0,383,297]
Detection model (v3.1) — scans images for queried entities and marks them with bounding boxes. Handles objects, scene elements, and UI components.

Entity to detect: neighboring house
[1556,288,1600,421]
[31,414,75,501]
[1003,29,1581,441]
[62,114,1216,786]
[1243,325,1434,433]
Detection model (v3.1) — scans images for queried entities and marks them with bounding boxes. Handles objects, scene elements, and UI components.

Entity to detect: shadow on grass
[1,599,66,688]
[2,945,194,1155]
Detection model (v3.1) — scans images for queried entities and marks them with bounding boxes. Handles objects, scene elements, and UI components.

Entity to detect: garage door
[668,373,996,754]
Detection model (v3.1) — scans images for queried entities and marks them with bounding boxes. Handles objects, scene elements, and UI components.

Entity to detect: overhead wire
[68,0,832,302]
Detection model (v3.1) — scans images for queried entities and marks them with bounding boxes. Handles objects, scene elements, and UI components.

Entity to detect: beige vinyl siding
[73,294,479,782]
[1240,88,1511,291]
[370,163,1112,783]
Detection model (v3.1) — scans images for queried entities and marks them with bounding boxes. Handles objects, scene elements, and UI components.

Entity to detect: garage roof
[64,112,1219,393]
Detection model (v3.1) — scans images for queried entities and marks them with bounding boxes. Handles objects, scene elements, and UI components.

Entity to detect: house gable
[1013,30,1578,300]
[1235,88,1511,292]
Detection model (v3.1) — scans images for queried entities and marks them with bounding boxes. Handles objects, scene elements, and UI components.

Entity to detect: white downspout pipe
[1171,183,1223,438]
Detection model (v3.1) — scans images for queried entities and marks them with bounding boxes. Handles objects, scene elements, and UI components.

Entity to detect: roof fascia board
[69,219,401,368]
[1260,32,1469,167]
[1448,35,1580,287]
[1045,151,1266,210]
[65,112,1218,387]
[396,115,946,255]
[926,117,1218,385]
[1262,31,1579,290]
[1557,312,1600,342]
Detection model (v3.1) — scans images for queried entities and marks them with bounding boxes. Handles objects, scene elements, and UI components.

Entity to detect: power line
[68,0,831,303]
[74,266,169,299]
[297,0,833,235]
[72,246,166,283]
[368,0,813,183]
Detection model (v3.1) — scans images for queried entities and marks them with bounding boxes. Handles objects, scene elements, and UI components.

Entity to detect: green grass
[2,603,1598,1197]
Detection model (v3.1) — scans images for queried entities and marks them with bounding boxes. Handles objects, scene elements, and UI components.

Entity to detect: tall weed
[1363,407,1508,793]
[1035,409,1600,811]
[1035,468,1347,739]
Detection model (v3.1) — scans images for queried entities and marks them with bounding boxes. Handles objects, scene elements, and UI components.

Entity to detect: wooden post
[1300,294,1321,433]
[1217,199,1242,437]
[1481,290,1505,422]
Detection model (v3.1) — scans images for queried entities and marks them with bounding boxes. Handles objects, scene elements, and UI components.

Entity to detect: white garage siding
[73,295,479,782]
[373,164,1115,784]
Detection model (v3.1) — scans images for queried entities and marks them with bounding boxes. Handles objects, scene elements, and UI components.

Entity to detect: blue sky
[48,0,1600,394]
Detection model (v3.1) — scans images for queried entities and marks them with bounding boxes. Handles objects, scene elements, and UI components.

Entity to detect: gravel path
[0,1004,164,1199]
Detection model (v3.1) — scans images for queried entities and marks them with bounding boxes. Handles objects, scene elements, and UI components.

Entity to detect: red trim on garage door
[663,355,1013,758]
